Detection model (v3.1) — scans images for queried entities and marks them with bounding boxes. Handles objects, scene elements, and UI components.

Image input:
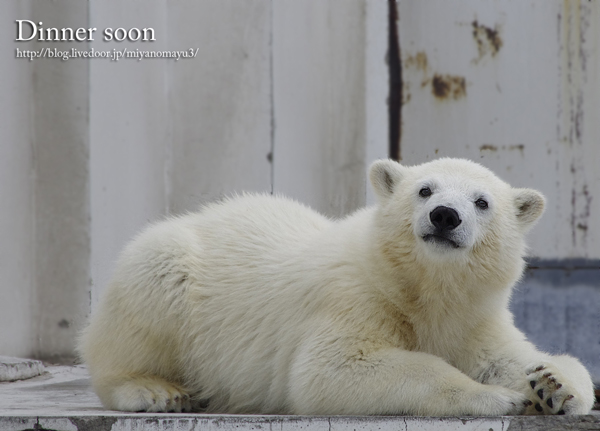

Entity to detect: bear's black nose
[430,206,462,231]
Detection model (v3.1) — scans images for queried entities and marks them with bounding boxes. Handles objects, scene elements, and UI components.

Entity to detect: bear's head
[369,158,545,291]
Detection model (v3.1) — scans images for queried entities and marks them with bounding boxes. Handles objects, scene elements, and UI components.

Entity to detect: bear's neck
[338,209,520,361]
[401,272,510,363]
[369,244,515,361]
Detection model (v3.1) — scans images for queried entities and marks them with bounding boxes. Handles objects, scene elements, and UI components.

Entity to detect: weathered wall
[1,1,91,362]
[89,0,170,308]
[168,0,273,214]
[272,0,368,216]
[395,0,599,382]
[31,0,91,363]
[0,0,386,359]
[0,1,35,359]
[397,0,600,260]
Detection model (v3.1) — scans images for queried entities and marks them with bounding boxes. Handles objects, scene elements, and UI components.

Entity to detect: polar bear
[79,158,595,416]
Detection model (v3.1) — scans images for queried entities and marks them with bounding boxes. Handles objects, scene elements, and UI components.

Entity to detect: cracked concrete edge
[0,415,597,431]
[0,416,506,431]
[505,414,600,431]
[0,356,45,382]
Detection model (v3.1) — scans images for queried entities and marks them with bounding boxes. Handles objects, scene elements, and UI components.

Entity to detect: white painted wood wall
[0,0,597,361]
[398,0,600,261]
[0,0,388,360]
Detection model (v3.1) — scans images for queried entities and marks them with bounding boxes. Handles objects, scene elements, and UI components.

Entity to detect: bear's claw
[525,364,577,415]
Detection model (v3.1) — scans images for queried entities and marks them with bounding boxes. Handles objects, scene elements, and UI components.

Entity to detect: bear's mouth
[422,234,460,249]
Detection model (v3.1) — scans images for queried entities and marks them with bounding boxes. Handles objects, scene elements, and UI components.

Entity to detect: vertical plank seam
[164,0,173,213]
[269,0,275,195]
[28,0,39,358]
[388,0,402,161]
[85,0,93,319]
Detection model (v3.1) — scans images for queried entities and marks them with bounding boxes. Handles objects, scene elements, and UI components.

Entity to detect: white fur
[79,158,595,415]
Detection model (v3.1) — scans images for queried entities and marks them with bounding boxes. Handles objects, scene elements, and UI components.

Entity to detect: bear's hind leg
[95,374,192,413]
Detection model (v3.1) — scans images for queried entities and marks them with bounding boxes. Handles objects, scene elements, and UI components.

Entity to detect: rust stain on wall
[404,51,428,73]
[480,144,498,152]
[472,20,503,62]
[404,51,466,102]
[404,51,428,99]
[559,1,596,250]
[508,144,525,156]
[571,183,593,245]
[431,74,466,100]
[479,144,525,156]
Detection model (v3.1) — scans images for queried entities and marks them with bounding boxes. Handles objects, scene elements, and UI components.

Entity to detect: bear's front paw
[107,376,192,413]
[489,386,533,416]
[525,364,584,415]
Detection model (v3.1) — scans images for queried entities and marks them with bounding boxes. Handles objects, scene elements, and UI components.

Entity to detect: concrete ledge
[0,366,597,431]
[1,414,599,431]
[0,357,45,382]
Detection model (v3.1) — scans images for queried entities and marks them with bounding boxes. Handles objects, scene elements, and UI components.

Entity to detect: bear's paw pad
[525,364,578,415]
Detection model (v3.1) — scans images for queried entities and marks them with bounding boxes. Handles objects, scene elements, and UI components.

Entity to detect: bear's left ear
[369,160,405,202]
[513,188,546,230]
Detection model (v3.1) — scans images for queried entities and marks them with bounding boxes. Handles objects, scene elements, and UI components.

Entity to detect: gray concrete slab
[0,365,597,431]
[0,365,102,414]
[2,413,600,431]
[0,357,45,382]
[0,415,514,431]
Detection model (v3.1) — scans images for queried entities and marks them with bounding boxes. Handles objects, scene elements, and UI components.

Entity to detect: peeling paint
[431,74,466,100]
[479,144,524,156]
[558,1,596,251]
[403,52,466,102]
[404,51,428,72]
[558,2,585,146]
[508,144,525,156]
[480,144,498,152]
[572,184,593,246]
[472,20,503,62]
[402,52,428,104]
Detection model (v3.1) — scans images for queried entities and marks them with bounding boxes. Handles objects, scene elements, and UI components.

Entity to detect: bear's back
[195,193,332,259]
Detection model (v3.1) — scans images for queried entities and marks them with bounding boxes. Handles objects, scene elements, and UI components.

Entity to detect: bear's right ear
[369,160,405,201]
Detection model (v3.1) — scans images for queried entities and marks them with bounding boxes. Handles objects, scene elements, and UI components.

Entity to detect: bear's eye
[419,187,432,198]
[475,198,489,209]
